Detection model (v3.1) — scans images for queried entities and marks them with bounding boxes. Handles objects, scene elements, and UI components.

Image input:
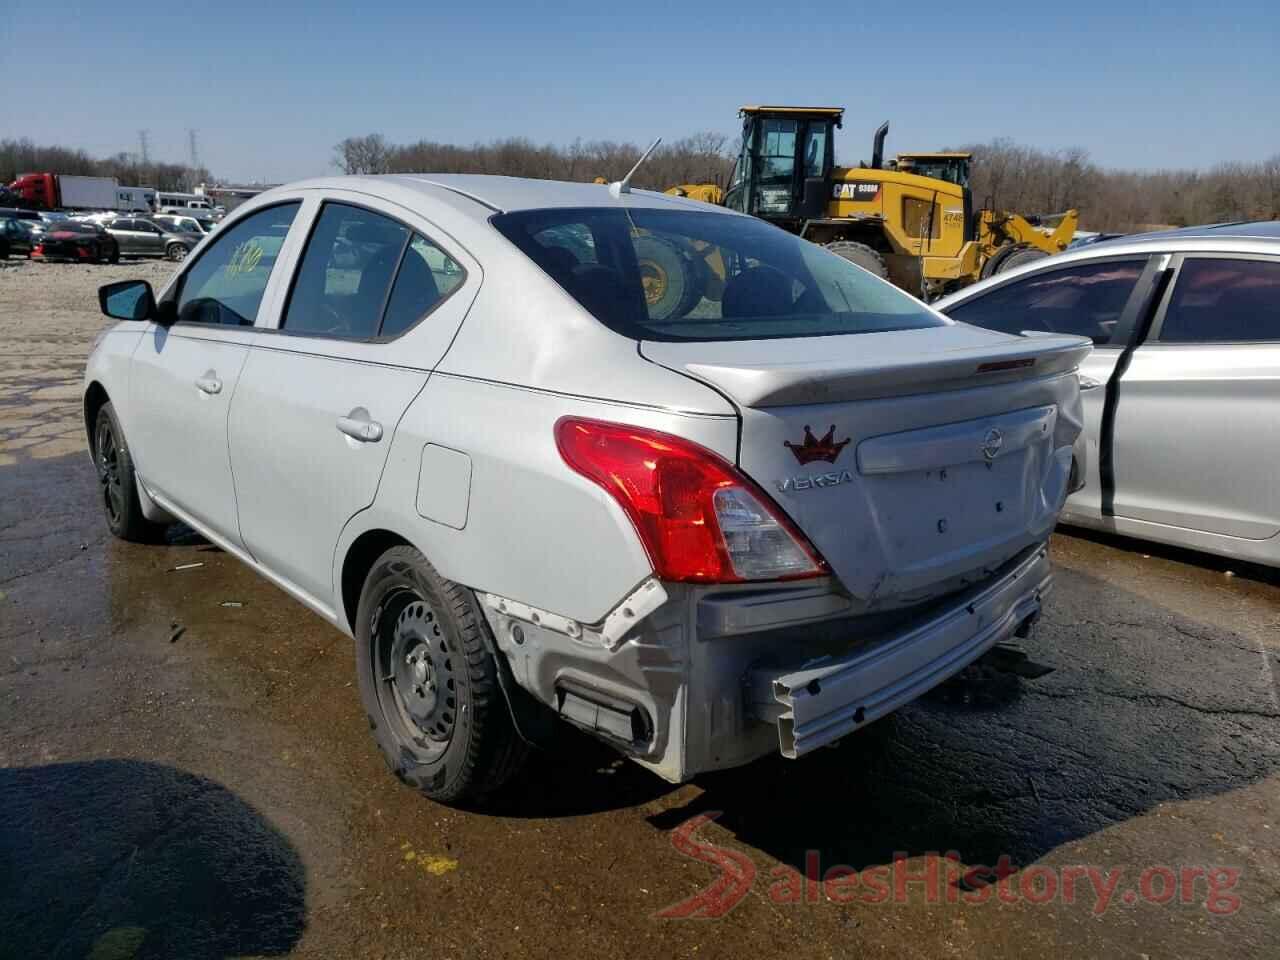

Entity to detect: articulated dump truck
[663,106,1077,303]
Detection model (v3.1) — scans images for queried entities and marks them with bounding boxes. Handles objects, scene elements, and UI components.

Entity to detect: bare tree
[333,134,391,175]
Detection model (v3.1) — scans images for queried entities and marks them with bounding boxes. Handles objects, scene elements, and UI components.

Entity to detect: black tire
[634,234,703,320]
[355,546,528,805]
[991,244,1049,276]
[825,240,889,280]
[166,243,187,262]
[108,244,120,264]
[93,402,168,543]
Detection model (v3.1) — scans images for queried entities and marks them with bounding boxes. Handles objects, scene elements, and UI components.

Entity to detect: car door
[127,202,303,546]
[109,218,137,253]
[138,220,165,255]
[1110,253,1280,540]
[228,195,479,609]
[939,254,1157,521]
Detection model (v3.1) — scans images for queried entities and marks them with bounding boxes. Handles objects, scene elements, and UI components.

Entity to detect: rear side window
[283,203,464,340]
[176,202,300,326]
[944,259,1146,345]
[492,207,943,342]
[1159,258,1280,343]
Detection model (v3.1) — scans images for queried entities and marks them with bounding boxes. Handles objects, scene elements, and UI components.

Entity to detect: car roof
[277,174,733,218]
[1098,220,1280,243]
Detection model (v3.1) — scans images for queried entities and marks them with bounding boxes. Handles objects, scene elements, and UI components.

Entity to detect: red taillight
[555,417,828,583]
[32,244,44,257]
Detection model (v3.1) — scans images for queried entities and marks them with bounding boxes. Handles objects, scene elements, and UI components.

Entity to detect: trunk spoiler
[644,333,1092,408]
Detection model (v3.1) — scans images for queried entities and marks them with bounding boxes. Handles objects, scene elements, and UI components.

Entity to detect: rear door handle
[195,372,222,395]
[337,407,383,443]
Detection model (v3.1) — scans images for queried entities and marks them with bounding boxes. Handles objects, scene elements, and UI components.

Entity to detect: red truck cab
[7,173,57,209]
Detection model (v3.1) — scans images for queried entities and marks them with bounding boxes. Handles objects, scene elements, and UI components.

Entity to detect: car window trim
[274,198,469,345]
[170,199,304,329]
[1145,252,1280,345]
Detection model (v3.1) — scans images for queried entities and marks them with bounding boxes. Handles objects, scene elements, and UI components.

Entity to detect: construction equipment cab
[692,106,1076,299]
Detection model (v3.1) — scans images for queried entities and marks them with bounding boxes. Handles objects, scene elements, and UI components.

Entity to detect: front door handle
[195,372,222,395]
[337,407,383,443]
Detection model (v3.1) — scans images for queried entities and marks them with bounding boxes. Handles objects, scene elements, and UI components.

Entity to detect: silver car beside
[85,175,1087,803]
[935,221,1280,568]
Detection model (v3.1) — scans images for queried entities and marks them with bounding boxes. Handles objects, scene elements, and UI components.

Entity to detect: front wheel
[355,546,528,805]
[93,402,168,543]
[166,243,187,262]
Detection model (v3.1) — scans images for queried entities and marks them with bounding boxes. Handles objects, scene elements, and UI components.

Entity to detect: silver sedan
[935,222,1280,568]
[85,175,1086,803]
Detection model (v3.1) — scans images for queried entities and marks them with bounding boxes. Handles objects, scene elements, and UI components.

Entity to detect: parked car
[105,216,199,261]
[0,206,42,223]
[934,220,1280,568]
[0,217,37,258]
[33,219,119,262]
[152,213,210,237]
[86,175,1088,803]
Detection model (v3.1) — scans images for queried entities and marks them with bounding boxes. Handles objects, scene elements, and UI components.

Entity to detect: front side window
[283,202,464,339]
[175,202,300,326]
[1159,258,1280,343]
[492,207,944,341]
[944,258,1147,345]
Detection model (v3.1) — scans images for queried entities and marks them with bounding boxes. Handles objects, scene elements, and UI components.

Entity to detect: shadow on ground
[643,561,1280,874]
[0,760,305,960]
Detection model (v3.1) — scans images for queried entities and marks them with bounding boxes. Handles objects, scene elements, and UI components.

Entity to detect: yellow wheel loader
[665,106,1077,300]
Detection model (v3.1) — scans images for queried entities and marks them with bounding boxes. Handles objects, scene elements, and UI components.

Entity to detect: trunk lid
[642,325,1089,608]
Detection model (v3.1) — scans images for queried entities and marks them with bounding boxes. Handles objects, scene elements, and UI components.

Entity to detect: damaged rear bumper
[480,543,1053,783]
[748,544,1051,759]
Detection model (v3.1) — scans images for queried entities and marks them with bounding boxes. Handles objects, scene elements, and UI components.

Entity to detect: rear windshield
[491,207,946,341]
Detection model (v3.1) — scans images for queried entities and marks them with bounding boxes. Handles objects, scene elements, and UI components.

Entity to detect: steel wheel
[95,417,125,528]
[373,589,458,758]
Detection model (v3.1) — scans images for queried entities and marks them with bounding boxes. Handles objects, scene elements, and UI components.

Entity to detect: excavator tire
[991,244,1049,276]
[634,234,704,320]
[825,241,889,280]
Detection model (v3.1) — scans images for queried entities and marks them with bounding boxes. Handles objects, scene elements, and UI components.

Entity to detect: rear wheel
[166,243,187,262]
[825,240,889,280]
[634,234,703,320]
[93,402,168,543]
[355,546,528,805]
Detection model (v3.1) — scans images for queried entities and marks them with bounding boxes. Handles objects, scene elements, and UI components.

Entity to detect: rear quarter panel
[336,371,739,628]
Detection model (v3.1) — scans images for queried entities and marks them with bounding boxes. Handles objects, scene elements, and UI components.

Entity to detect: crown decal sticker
[783,425,851,465]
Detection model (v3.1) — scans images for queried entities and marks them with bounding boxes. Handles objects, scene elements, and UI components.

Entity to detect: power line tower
[138,129,150,164]
[188,129,200,170]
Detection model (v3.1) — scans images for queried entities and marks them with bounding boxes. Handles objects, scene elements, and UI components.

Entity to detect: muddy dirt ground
[2,257,1279,958]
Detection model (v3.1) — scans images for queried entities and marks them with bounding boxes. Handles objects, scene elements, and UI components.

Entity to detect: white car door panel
[229,350,428,603]
[227,195,481,607]
[1111,253,1280,540]
[128,327,251,542]
[127,201,306,547]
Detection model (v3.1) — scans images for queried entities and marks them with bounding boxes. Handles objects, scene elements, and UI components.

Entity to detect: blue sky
[2,0,1277,183]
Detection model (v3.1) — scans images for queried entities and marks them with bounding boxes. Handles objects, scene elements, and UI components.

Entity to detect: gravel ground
[1,258,1279,959]
[0,258,175,466]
